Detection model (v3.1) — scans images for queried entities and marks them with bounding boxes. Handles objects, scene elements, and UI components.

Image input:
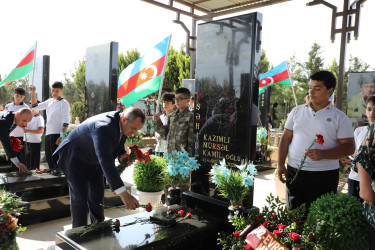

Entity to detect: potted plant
[163,147,201,205]
[209,159,258,218]
[0,189,27,249]
[133,154,167,207]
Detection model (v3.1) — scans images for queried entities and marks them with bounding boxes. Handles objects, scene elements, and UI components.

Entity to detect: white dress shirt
[24,114,45,143]
[32,98,70,135]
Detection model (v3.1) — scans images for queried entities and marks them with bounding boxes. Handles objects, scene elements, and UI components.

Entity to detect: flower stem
[290,139,317,184]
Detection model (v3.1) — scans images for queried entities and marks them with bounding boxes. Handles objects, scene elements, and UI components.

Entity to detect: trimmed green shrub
[304,193,368,250]
[133,155,167,192]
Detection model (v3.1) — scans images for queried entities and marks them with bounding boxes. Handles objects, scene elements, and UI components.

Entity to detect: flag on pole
[329,93,334,104]
[0,45,36,87]
[118,36,171,107]
[259,61,291,95]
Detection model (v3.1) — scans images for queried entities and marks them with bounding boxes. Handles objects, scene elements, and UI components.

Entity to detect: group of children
[4,82,70,171]
[153,87,195,157]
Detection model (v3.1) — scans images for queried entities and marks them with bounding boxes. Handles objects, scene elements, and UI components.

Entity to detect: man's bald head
[15,108,33,128]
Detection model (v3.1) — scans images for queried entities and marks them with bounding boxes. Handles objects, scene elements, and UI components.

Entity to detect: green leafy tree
[73,59,86,100]
[118,49,140,74]
[163,45,190,92]
[62,73,83,105]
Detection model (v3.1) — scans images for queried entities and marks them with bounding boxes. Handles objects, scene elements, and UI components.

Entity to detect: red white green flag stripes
[0,44,36,87]
[118,36,171,107]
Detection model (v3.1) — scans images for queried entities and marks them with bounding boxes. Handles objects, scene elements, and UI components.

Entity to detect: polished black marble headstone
[56,204,220,250]
[192,12,262,206]
[85,42,118,118]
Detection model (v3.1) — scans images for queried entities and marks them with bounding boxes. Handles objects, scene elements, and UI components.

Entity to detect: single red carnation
[316,134,324,145]
[277,224,287,230]
[289,232,300,241]
[309,233,315,241]
[295,221,301,225]
[178,210,184,217]
[186,212,192,218]
[233,232,240,238]
[168,209,174,214]
[40,169,45,173]
[244,244,253,250]
[146,203,152,212]
[270,213,277,219]
[273,230,282,237]
[293,248,301,250]
[263,221,270,227]
[116,219,120,227]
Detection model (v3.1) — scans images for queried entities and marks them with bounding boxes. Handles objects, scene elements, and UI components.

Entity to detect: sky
[0,0,374,85]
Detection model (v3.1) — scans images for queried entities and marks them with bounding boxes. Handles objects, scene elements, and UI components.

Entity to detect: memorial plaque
[192,13,262,203]
[85,42,118,118]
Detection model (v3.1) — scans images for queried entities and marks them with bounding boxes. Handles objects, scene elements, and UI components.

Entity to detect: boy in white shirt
[24,106,44,170]
[30,81,70,173]
[5,87,29,171]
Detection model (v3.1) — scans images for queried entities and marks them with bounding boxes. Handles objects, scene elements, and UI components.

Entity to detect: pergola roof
[141,0,291,20]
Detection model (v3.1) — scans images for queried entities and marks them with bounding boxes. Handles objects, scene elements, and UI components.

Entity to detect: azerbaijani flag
[0,44,36,87]
[118,36,171,107]
[259,61,291,95]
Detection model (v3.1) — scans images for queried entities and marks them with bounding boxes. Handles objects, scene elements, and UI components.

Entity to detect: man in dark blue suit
[54,107,145,227]
[0,108,32,172]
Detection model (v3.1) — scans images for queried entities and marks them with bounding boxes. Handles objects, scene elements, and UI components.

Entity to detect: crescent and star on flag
[260,76,274,87]
[139,65,157,80]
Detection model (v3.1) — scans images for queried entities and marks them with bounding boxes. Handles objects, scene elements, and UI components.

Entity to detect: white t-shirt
[348,126,369,181]
[285,103,354,171]
[32,98,70,135]
[24,114,45,143]
[5,102,29,137]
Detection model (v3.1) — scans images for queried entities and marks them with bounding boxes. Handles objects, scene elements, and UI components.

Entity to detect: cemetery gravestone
[85,42,118,118]
[192,12,262,208]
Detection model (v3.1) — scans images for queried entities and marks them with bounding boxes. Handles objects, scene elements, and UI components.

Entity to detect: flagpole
[156,35,172,113]
[286,61,298,107]
[31,41,37,86]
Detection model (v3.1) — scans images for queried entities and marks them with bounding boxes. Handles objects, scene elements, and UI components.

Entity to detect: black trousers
[286,165,339,210]
[25,142,41,170]
[45,134,60,169]
[10,136,26,171]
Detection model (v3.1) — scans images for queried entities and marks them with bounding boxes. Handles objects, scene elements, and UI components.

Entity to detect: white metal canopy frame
[140,0,291,78]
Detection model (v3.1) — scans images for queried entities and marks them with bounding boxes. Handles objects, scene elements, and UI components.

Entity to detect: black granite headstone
[192,12,262,205]
[85,42,118,118]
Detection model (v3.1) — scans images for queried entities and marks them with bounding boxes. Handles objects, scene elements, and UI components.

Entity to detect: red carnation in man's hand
[316,134,324,145]
[146,203,152,212]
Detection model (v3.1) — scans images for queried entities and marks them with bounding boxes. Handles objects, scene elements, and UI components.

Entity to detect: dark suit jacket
[0,111,17,159]
[54,111,127,191]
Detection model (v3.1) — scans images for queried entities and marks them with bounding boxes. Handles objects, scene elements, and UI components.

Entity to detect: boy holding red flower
[277,71,355,209]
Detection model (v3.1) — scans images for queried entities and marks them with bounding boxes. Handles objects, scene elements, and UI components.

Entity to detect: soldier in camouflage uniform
[153,88,194,156]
